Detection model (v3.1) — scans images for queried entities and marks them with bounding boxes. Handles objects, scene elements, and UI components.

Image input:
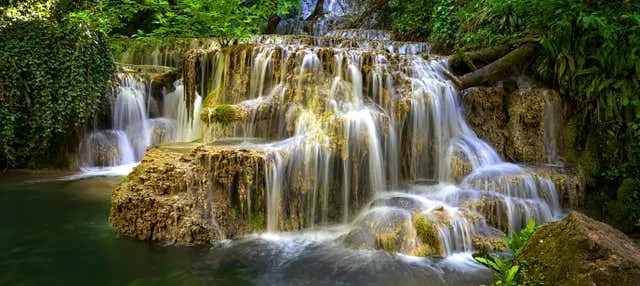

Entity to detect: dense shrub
[0,20,115,168]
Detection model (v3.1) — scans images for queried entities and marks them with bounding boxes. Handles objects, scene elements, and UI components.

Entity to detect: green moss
[412,214,442,256]
[119,166,141,185]
[578,134,601,180]
[377,232,398,253]
[247,212,265,232]
[212,104,237,126]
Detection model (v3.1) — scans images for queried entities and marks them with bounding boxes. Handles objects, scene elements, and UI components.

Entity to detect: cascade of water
[163,81,203,142]
[78,75,202,173]
[192,32,560,255]
[113,20,566,258]
[543,90,561,164]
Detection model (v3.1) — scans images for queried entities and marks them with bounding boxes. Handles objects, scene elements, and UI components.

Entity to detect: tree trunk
[266,15,281,34]
[448,36,540,74]
[450,43,539,89]
[306,0,325,21]
[348,0,390,28]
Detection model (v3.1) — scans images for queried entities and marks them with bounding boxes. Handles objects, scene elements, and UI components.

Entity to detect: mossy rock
[517,211,640,286]
[211,104,236,125]
[412,214,444,256]
[200,104,247,125]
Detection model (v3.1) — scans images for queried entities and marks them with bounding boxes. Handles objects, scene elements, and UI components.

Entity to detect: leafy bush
[68,0,298,45]
[603,179,640,233]
[0,20,115,168]
[383,0,435,41]
[474,218,539,286]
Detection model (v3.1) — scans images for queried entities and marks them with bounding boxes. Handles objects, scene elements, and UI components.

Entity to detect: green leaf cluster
[67,0,299,45]
[0,19,115,168]
[474,218,540,286]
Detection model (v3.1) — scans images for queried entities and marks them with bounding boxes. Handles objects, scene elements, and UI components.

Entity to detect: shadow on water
[0,175,491,286]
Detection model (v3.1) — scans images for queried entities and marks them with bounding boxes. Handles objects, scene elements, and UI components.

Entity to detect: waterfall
[94,4,566,259]
[78,75,202,175]
[192,30,562,256]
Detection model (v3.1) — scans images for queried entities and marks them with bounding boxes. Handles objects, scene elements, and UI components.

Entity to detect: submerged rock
[519,211,640,285]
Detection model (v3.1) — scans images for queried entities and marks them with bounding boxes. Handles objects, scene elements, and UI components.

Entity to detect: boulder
[518,211,640,286]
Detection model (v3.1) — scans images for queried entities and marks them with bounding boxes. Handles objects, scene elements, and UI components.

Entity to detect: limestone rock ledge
[109,144,268,245]
[462,86,563,165]
[519,211,640,285]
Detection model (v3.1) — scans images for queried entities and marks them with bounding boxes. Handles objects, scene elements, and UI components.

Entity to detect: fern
[475,217,538,285]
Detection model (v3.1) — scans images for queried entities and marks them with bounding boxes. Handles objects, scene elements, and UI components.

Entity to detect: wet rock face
[463,87,509,156]
[110,145,268,245]
[519,211,640,286]
[532,166,586,210]
[116,64,180,113]
[506,89,550,164]
[462,87,563,165]
[341,208,450,257]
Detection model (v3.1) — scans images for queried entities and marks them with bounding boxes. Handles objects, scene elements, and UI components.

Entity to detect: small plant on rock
[474,217,539,286]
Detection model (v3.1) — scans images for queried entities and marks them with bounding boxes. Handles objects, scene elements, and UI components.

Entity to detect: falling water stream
[76,75,202,177]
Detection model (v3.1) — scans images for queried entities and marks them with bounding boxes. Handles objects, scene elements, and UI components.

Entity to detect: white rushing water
[77,75,202,176]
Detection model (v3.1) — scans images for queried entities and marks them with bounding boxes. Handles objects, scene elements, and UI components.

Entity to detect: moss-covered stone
[412,214,444,256]
[211,104,237,125]
[472,235,506,256]
[506,89,547,164]
[517,211,640,286]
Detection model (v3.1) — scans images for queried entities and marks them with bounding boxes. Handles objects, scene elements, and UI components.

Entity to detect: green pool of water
[0,173,491,286]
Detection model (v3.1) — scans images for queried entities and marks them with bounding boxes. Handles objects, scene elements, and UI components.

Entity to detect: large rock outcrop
[110,144,268,245]
[519,211,640,285]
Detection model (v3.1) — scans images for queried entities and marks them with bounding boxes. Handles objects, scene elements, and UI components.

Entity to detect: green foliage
[0,0,56,23]
[383,0,435,41]
[0,20,115,167]
[68,0,298,45]
[603,179,640,233]
[475,218,539,286]
[504,218,536,256]
[428,0,461,48]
